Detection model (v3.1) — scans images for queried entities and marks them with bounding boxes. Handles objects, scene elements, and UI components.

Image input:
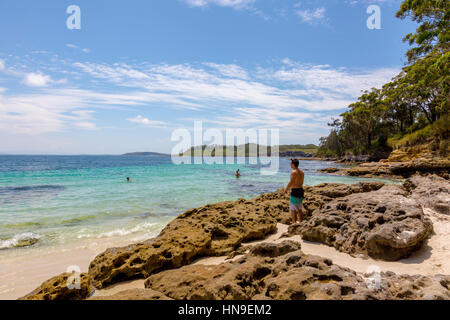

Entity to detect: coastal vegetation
[317,0,449,159]
[181,144,319,157]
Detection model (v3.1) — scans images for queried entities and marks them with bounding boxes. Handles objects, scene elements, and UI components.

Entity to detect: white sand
[0,232,154,300]
[2,207,449,300]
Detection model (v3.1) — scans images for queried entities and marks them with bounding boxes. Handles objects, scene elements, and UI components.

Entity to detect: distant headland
[122,152,170,157]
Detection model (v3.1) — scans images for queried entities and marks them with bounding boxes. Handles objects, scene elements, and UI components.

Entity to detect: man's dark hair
[291,159,299,168]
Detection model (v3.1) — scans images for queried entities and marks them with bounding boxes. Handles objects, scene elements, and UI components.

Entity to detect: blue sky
[0,0,416,154]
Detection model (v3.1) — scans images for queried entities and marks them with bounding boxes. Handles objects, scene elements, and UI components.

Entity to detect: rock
[333,158,450,179]
[318,167,340,173]
[20,273,94,300]
[404,175,450,215]
[144,241,450,300]
[279,151,312,158]
[386,145,438,162]
[301,182,384,217]
[380,274,450,300]
[292,184,433,261]
[89,288,172,300]
[339,155,371,162]
[144,241,375,300]
[249,240,301,257]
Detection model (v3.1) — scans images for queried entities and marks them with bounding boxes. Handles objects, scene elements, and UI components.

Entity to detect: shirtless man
[284,159,305,224]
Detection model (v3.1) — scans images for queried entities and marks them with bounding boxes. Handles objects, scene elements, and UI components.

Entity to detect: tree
[348,89,385,152]
[396,0,450,63]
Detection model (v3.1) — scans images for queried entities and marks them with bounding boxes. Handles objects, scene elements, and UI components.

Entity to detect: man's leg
[297,209,304,222]
[290,210,297,224]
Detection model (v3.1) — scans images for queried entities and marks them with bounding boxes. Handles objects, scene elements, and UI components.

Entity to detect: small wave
[0,232,41,249]
[77,222,158,239]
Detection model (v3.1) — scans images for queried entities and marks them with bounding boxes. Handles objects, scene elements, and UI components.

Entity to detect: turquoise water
[0,155,395,251]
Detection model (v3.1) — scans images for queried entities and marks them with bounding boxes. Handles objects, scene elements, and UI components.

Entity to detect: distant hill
[122,152,170,157]
[278,144,320,155]
[180,143,319,157]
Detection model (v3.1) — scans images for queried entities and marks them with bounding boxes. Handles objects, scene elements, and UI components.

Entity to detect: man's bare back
[289,168,304,189]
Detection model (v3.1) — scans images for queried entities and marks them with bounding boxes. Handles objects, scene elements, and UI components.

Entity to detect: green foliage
[396,0,450,63]
[278,144,319,154]
[388,115,449,149]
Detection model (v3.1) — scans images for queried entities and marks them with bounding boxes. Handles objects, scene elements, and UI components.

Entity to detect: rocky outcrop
[290,184,433,261]
[404,175,450,215]
[20,272,94,300]
[279,151,313,158]
[318,167,340,173]
[300,182,384,217]
[144,241,450,300]
[90,288,172,300]
[337,152,391,163]
[325,158,450,179]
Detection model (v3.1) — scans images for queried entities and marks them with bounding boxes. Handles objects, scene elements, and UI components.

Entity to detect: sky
[0,0,417,155]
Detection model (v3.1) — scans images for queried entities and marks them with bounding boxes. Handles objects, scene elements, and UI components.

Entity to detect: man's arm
[284,172,294,193]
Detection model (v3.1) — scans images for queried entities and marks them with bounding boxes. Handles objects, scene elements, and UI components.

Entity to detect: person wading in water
[284,159,305,224]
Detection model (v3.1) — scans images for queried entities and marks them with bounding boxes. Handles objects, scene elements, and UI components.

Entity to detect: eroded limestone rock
[291,185,433,261]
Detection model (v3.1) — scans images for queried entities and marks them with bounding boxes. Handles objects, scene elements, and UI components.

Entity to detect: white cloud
[346,0,391,4]
[296,7,326,24]
[22,73,52,87]
[0,59,5,71]
[72,60,396,112]
[0,55,399,137]
[74,122,98,130]
[204,63,249,79]
[182,0,255,9]
[66,43,91,53]
[127,115,167,127]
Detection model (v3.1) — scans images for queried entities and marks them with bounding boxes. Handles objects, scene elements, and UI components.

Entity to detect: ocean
[0,155,394,253]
